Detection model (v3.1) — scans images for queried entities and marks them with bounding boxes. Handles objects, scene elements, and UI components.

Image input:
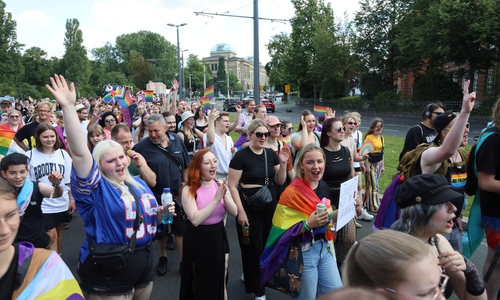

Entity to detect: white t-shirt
[203,132,234,175]
[25,149,72,213]
[352,130,363,168]
[64,120,89,141]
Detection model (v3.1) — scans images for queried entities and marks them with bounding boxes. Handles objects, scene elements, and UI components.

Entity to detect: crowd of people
[0,74,498,300]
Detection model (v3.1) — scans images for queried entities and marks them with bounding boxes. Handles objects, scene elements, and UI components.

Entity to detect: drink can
[316,203,327,214]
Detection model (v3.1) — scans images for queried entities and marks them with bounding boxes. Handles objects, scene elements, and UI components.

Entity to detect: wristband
[463,256,485,296]
[302,219,311,231]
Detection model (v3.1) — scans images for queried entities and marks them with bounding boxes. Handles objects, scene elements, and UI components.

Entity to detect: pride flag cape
[260,178,334,286]
[314,105,327,117]
[204,86,214,99]
[200,96,210,113]
[0,123,23,156]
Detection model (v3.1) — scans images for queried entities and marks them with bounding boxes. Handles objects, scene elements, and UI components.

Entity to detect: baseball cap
[393,174,463,208]
[265,116,281,126]
[433,110,457,142]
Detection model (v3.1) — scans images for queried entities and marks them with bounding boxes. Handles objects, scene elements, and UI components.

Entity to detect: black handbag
[265,238,304,297]
[368,136,384,163]
[243,150,273,211]
[87,183,143,273]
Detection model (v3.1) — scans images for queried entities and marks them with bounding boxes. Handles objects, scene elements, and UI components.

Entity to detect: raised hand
[45,75,76,109]
[209,109,219,123]
[462,80,475,114]
[47,171,63,186]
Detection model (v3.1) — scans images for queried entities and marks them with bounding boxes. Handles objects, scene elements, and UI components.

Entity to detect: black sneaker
[157,256,168,276]
[62,223,70,230]
[166,233,175,250]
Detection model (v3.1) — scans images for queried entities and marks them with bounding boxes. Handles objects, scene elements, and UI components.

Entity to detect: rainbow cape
[260,178,334,286]
[0,123,23,156]
[314,105,327,117]
[200,96,211,113]
[204,85,214,99]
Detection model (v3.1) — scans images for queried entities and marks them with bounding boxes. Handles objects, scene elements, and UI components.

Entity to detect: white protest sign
[335,176,358,230]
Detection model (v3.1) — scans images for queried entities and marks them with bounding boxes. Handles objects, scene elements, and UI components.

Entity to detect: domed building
[202,43,268,92]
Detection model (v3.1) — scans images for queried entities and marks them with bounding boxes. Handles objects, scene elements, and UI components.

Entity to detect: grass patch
[226,112,473,216]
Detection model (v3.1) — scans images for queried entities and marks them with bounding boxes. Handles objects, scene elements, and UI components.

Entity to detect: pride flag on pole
[200,96,211,113]
[118,92,134,108]
[314,105,327,117]
[204,86,214,99]
[145,90,154,102]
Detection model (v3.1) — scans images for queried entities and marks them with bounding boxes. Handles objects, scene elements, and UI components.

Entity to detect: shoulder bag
[368,136,384,163]
[243,149,273,211]
[87,183,143,273]
[265,237,303,297]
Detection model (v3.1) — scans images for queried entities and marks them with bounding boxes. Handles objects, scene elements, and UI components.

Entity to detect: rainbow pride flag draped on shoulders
[260,178,334,286]
[0,122,23,156]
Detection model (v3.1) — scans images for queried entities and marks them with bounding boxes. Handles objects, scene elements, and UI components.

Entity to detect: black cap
[0,100,11,106]
[394,174,463,208]
[433,110,457,142]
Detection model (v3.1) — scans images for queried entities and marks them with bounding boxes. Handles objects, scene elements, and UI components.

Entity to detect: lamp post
[189,73,193,101]
[167,22,187,99]
[181,49,189,100]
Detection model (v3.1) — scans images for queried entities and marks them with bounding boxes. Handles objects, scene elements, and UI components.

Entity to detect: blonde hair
[294,144,325,179]
[343,230,429,290]
[92,140,144,196]
[247,119,268,135]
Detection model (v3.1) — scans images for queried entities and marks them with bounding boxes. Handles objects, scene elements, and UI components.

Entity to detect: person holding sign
[319,117,361,268]
[260,144,343,300]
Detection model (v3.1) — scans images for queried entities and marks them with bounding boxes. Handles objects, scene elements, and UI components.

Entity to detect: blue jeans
[296,239,343,300]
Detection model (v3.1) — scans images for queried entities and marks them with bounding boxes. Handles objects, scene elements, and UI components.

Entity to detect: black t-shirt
[314,180,331,200]
[229,147,279,185]
[179,129,199,154]
[322,146,351,188]
[476,132,500,218]
[14,121,40,150]
[15,182,50,248]
[399,123,437,161]
[0,244,18,299]
[444,162,466,219]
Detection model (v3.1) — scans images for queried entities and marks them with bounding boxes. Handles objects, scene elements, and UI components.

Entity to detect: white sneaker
[358,208,374,221]
[255,296,266,300]
[241,273,244,282]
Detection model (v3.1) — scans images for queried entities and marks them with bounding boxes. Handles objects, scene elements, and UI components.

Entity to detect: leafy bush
[338,96,361,108]
[374,90,400,109]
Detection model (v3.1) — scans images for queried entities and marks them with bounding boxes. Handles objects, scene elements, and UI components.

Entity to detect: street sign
[285,84,290,93]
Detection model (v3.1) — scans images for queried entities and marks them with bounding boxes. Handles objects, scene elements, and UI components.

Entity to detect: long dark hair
[320,117,342,147]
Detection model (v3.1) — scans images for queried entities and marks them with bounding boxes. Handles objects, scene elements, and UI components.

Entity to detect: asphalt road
[60,101,491,299]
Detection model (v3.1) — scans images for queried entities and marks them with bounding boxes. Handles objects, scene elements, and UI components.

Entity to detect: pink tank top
[196,180,226,225]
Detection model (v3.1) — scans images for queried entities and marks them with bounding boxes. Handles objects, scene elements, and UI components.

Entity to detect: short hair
[294,144,325,179]
[6,110,21,118]
[110,123,130,140]
[147,114,166,125]
[98,112,118,128]
[245,98,255,106]
[320,118,342,147]
[281,120,292,129]
[162,111,174,119]
[1,153,29,171]
[216,112,229,124]
[247,119,268,135]
[36,102,51,111]
[343,230,429,290]
[35,123,62,152]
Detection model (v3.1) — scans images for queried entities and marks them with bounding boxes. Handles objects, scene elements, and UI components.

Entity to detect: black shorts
[43,211,71,231]
[78,244,154,296]
[354,167,361,173]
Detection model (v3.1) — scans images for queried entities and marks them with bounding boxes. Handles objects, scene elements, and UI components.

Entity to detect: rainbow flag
[0,123,19,156]
[200,96,211,113]
[313,104,327,117]
[118,92,134,108]
[144,90,154,102]
[204,86,214,99]
[103,93,113,103]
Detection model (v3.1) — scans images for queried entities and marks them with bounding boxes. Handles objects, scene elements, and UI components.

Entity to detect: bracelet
[302,219,311,231]
[69,200,75,203]
[52,183,60,188]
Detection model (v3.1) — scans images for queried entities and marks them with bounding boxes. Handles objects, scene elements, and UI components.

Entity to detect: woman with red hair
[179,149,238,300]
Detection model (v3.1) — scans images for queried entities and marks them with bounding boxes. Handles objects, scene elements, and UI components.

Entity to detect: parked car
[262,99,275,113]
[223,98,242,112]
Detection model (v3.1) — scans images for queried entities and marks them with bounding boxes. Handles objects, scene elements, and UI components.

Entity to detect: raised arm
[169,80,179,114]
[205,110,218,147]
[45,75,92,178]
[228,104,241,132]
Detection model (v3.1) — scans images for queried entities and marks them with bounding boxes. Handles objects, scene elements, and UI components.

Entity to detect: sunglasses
[347,121,358,126]
[288,127,293,131]
[432,111,443,115]
[443,122,470,132]
[254,132,270,138]
[104,118,116,123]
[333,126,346,133]
[9,115,20,119]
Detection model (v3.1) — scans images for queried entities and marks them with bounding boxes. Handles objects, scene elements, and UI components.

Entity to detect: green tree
[228,70,243,93]
[91,42,121,73]
[0,1,24,86]
[126,51,150,89]
[266,32,292,92]
[22,47,51,87]
[60,18,91,88]
[115,31,177,84]
[185,54,207,96]
[216,56,227,96]
[354,0,409,92]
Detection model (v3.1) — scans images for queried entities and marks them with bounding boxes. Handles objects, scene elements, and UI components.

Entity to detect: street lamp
[181,49,189,100]
[189,73,193,101]
[167,22,187,99]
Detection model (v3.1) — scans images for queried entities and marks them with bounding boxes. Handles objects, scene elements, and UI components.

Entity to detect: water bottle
[161,188,173,225]
[242,225,250,245]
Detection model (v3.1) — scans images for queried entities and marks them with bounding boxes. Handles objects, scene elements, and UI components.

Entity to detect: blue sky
[5,0,359,64]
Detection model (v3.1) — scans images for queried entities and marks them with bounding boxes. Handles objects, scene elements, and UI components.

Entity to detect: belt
[314,233,325,241]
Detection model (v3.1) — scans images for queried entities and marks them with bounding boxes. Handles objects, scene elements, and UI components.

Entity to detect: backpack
[397,143,466,180]
[464,126,500,196]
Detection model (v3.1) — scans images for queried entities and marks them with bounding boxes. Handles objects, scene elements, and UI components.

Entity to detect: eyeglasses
[38,110,51,113]
[254,132,270,138]
[347,121,358,126]
[104,118,116,123]
[9,115,20,119]
[333,126,346,133]
[0,210,20,226]
[385,273,448,300]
